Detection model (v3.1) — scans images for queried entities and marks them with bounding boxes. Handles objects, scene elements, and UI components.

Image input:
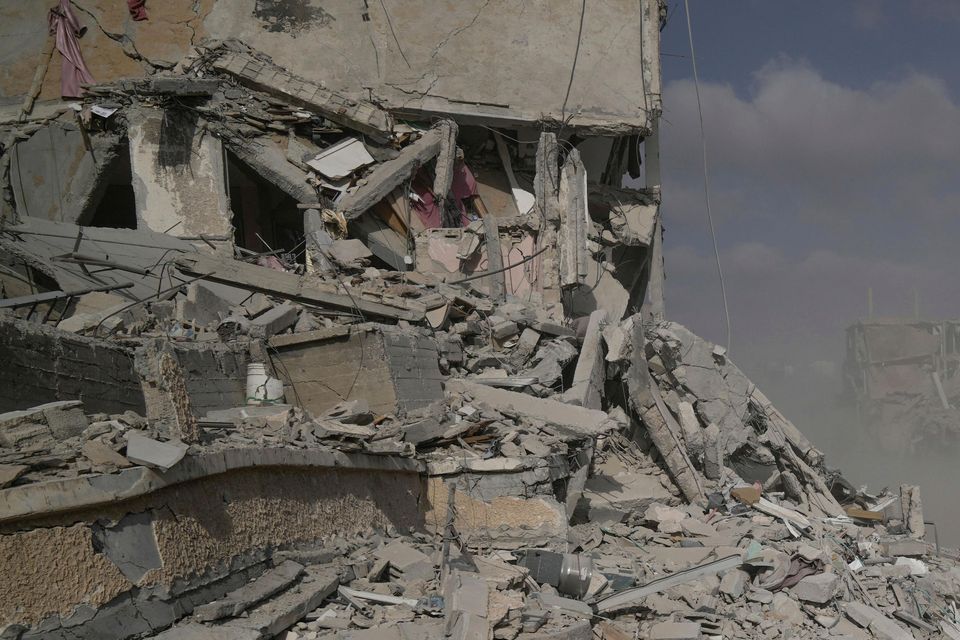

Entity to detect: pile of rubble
[0,8,957,640]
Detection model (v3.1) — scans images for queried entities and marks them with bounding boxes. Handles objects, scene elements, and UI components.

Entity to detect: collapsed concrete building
[844,318,960,451]
[0,2,958,640]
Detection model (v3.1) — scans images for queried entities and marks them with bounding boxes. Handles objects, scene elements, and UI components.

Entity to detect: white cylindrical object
[245,363,269,405]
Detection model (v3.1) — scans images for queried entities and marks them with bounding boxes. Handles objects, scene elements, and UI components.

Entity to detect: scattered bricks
[649,621,702,640]
[791,572,839,604]
[719,569,748,600]
[124,432,188,471]
[250,303,300,339]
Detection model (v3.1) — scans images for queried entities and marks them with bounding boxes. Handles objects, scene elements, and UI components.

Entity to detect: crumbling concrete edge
[0,448,424,525]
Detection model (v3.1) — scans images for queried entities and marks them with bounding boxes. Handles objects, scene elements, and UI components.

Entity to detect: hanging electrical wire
[683,0,732,353]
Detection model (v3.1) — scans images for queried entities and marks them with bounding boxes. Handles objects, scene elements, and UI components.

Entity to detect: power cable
[557,0,587,144]
[683,0,731,353]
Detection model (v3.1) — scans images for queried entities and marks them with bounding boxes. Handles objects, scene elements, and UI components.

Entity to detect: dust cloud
[755,364,960,549]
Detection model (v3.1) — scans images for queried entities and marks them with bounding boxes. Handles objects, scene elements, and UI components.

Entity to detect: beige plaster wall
[0,464,422,627]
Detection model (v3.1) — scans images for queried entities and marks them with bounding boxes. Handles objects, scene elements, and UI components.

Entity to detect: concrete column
[128,108,233,252]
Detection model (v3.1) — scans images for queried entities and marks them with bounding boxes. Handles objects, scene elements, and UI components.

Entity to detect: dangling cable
[683,0,731,353]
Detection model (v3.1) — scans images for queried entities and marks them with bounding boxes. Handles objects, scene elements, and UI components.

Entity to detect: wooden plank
[175,254,424,322]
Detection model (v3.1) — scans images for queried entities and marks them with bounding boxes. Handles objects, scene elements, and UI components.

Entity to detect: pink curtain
[48,0,94,98]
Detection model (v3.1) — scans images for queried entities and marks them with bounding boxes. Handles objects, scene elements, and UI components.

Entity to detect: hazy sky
[657,0,960,377]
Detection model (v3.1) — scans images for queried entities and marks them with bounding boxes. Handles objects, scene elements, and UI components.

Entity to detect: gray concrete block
[791,572,839,604]
[250,303,299,339]
[649,621,701,640]
[125,432,188,471]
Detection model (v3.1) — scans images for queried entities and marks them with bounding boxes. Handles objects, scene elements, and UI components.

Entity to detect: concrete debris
[194,560,305,622]
[0,7,954,640]
[790,572,839,604]
[124,431,188,471]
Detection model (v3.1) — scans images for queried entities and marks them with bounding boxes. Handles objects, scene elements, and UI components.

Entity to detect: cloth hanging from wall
[48,0,94,98]
[127,0,148,21]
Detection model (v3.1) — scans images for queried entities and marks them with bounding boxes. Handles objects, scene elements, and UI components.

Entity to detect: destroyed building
[0,2,958,640]
[844,318,960,452]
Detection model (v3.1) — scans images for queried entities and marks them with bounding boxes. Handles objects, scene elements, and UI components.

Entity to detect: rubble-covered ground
[0,11,958,640]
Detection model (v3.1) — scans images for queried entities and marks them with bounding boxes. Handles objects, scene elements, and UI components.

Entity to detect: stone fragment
[0,464,28,489]
[746,588,773,604]
[869,615,914,640]
[844,602,881,628]
[649,621,701,640]
[791,572,839,604]
[194,560,305,621]
[883,539,927,557]
[125,432,188,471]
[719,569,748,599]
[82,440,133,468]
[250,303,299,339]
[769,593,804,624]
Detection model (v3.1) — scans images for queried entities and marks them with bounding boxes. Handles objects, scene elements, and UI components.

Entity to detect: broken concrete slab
[180,282,235,327]
[445,380,615,437]
[220,566,340,638]
[337,128,443,219]
[649,621,701,640]
[0,464,28,489]
[444,570,490,640]
[176,254,423,322]
[81,441,132,468]
[791,572,839,604]
[869,615,915,640]
[327,239,373,269]
[250,303,299,339]
[124,432,188,471]
[844,602,882,628]
[194,560,305,622]
[562,310,606,410]
[374,540,434,580]
[211,48,394,139]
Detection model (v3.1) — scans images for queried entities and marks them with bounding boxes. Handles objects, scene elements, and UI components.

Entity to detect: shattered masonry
[0,2,955,640]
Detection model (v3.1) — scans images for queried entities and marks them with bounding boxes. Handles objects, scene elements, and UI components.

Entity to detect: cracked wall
[2,1,660,134]
[0,1,215,102]
[202,0,660,132]
[0,464,422,630]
